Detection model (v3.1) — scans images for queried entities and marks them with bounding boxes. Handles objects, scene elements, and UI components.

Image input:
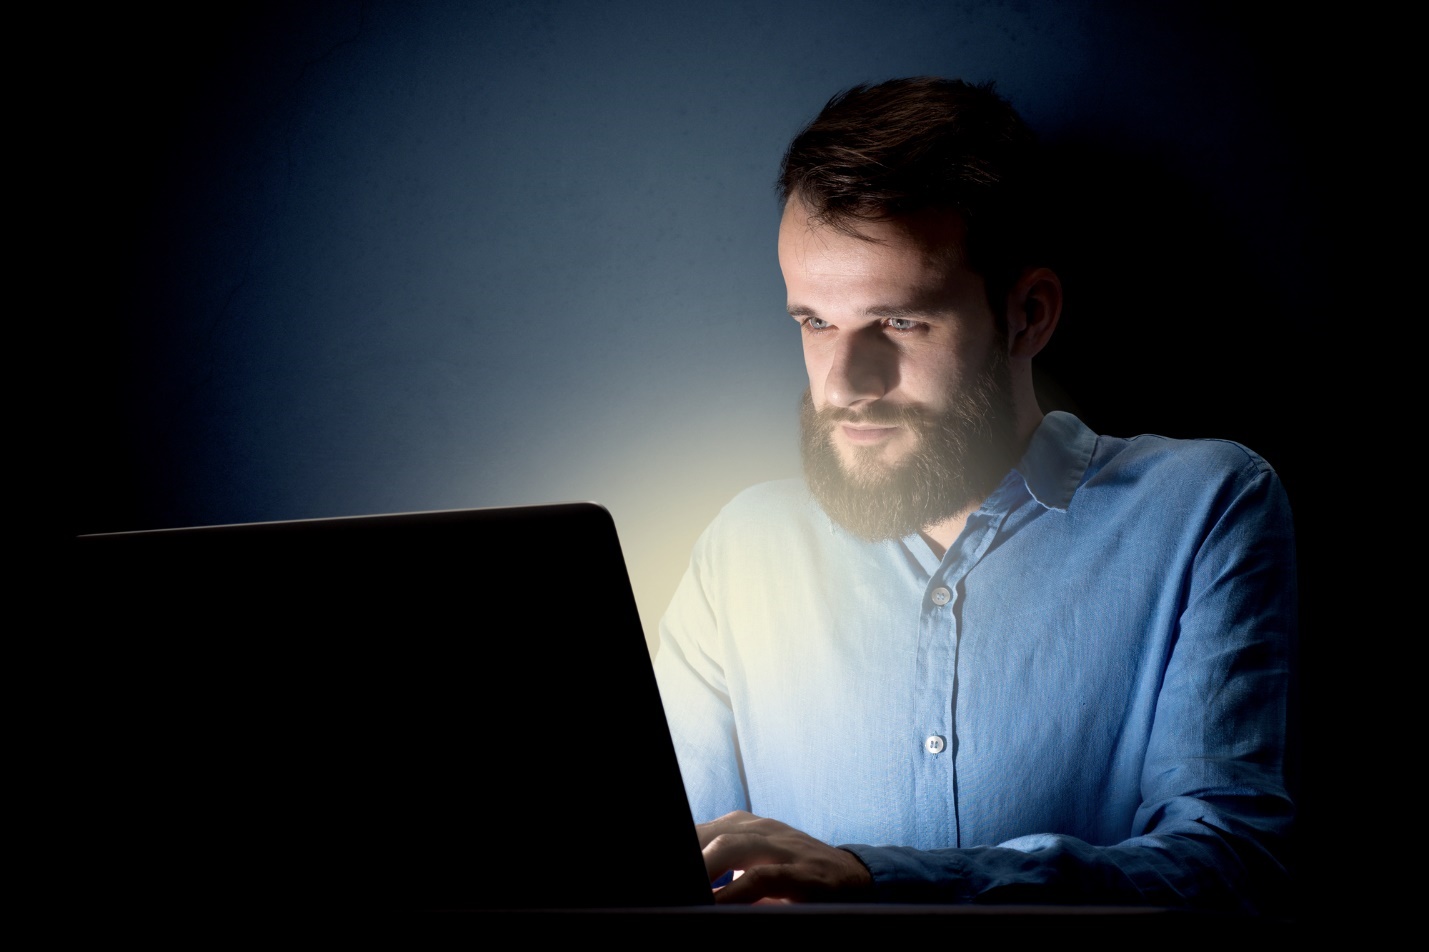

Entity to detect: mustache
[813,401,930,427]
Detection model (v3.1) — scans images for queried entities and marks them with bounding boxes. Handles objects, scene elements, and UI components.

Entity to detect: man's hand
[698,810,873,904]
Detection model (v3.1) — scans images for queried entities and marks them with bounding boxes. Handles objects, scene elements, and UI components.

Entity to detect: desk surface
[410,904,1299,940]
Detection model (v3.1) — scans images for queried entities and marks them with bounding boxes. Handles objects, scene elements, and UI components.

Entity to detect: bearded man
[652,78,1296,914]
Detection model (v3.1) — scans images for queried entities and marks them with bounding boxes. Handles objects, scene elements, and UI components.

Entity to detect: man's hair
[777,77,1045,320]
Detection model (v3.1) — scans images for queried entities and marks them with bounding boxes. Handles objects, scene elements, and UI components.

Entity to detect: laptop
[73,503,714,911]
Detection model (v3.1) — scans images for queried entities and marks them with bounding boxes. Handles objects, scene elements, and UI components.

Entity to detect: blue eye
[885,318,919,331]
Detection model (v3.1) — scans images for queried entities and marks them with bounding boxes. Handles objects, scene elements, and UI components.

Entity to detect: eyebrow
[866,304,929,318]
[786,301,951,319]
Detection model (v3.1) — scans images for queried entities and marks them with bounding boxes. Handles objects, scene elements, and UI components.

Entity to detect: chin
[834,443,914,477]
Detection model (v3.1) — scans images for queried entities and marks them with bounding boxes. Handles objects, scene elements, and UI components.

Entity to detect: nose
[823,330,893,409]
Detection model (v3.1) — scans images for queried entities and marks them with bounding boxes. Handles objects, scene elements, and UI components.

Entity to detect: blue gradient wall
[80,1,1325,654]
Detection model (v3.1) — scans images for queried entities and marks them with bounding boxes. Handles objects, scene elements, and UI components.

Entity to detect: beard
[800,345,1021,543]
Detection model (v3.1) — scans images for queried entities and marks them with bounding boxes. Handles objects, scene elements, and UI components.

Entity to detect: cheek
[802,346,826,403]
[902,352,965,407]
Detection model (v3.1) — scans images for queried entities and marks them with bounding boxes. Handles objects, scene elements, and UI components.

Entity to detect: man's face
[778,200,1021,541]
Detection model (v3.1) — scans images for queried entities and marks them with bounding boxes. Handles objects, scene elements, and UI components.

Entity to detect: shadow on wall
[1034,137,1286,464]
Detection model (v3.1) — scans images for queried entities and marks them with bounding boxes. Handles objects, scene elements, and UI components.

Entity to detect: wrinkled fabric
[654,411,1295,913]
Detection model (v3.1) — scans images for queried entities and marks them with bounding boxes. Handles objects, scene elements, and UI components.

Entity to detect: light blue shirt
[653,411,1295,912]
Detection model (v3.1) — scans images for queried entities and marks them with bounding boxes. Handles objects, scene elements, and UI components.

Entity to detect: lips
[839,423,901,445]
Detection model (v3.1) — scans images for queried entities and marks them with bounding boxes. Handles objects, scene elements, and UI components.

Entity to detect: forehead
[777,201,973,298]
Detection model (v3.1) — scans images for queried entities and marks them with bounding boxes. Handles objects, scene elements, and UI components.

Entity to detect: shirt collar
[1013,411,1096,512]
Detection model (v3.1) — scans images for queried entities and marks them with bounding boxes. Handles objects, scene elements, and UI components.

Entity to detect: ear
[1005,267,1062,360]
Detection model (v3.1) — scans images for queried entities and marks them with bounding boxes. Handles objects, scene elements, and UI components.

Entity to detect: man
[653,78,1295,912]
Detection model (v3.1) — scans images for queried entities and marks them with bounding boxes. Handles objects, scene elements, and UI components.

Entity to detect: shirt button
[924,735,946,754]
[930,587,951,606]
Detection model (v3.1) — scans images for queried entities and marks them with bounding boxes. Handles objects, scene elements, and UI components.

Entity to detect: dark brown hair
[778,77,1045,319]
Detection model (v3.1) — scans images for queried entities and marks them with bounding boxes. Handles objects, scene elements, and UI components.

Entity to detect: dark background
[73,0,1350,920]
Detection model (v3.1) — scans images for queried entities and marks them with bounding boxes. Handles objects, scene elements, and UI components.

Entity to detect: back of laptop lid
[74,503,713,910]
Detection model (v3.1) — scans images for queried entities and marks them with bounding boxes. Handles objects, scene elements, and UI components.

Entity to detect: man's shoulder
[721,477,815,513]
[702,478,822,539]
[677,479,828,593]
[1087,426,1279,487]
[1028,413,1283,514]
[1073,424,1291,529]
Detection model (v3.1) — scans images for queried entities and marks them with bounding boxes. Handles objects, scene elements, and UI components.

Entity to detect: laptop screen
[75,503,713,910]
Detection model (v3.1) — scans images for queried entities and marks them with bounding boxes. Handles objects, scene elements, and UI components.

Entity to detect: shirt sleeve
[653,529,751,824]
[844,462,1297,914]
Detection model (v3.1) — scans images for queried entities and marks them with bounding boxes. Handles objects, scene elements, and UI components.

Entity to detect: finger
[701,831,792,882]
[694,810,757,849]
[711,863,804,904]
